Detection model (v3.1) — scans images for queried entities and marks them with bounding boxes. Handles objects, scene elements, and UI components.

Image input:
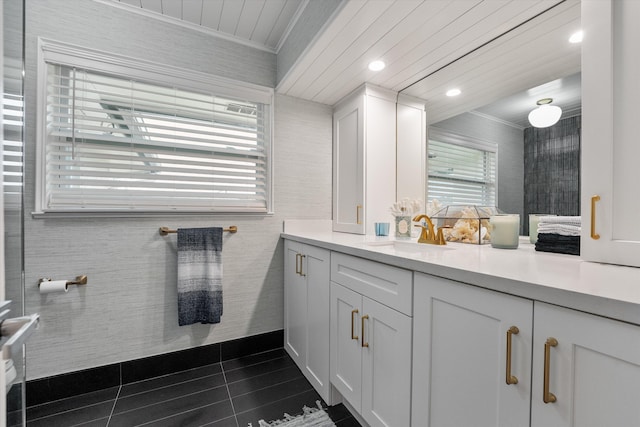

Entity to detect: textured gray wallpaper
[23,1,332,380]
[523,116,581,234]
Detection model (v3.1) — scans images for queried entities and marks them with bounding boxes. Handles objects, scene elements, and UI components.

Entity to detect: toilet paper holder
[38,275,88,286]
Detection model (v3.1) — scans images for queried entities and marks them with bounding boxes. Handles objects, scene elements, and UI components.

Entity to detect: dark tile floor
[20,349,361,427]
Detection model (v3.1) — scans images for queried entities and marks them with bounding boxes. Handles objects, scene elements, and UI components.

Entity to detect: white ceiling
[472,72,581,129]
[277,0,578,106]
[404,0,581,125]
[103,0,306,52]
[101,0,581,119]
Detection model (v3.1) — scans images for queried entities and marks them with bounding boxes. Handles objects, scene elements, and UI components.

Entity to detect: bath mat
[249,401,336,427]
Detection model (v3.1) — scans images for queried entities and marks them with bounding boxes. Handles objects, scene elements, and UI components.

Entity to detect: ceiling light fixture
[569,30,583,44]
[368,60,385,71]
[528,98,562,128]
[446,88,461,97]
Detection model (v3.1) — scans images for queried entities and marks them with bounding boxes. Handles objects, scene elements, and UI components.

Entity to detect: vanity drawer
[330,252,413,315]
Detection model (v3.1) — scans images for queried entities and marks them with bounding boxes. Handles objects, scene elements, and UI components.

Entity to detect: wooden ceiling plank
[161,0,182,19]
[140,0,161,12]
[286,0,395,96]
[181,0,204,25]
[298,0,423,101]
[275,0,367,94]
[305,0,459,105]
[200,0,224,30]
[348,0,486,92]
[381,0,549,91]
[218,0,246,35]
[389,0,568,91]
[265,0,302,51]
[407,2,580,100]
[250,0,286,48]
[120,0,142,7]
[235,0,266,42]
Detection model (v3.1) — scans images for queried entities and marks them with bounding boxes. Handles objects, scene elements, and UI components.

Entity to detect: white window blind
[427,136,497,206]
[42,62,271,213]
[3,52,24,210]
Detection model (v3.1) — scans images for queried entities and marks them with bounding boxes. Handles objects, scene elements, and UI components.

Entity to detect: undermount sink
[364,240,454,253]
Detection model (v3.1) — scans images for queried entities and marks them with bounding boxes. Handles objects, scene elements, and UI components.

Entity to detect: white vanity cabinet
[283,240,332,403]
[332,84,397,235]
[330,253,412,427]
[413,272,640,427]
[531,302,640,427]
[412,273,533,427]
[581,0,640,267]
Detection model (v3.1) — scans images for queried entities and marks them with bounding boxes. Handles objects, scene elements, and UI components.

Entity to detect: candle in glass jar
[529,214,542,244]
[490,214,520,249]
[529,214,555,244]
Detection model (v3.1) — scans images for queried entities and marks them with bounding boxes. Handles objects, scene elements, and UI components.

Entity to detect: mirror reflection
[400,0,581,233]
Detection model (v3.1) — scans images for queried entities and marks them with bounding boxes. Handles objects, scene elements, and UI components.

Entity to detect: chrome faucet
[412,214,448,245]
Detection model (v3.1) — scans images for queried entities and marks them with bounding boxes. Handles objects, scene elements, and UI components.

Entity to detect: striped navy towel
[177,227,223,326]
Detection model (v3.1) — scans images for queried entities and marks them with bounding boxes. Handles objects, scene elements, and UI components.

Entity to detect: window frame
[427,127,499,207]
[35,38,274,217]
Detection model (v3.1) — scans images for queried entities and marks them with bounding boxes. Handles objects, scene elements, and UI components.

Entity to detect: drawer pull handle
[506,326,519,385]
[591,195,600,240]
[543,337,558,404]
[351,309,359,340]
[356,205,362,225]
[299,255,306,277]
[361,315,369,348]
[295,253,301,275]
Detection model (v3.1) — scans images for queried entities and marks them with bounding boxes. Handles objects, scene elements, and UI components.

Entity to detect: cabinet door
[302,245,331,402]
[531,302,640,427]
[396,97,426,202]
[412,273,533,427]
[284,241,306,366]
[330,282,363,411]
[333,93,365,234]
[581,0,640,267]
[361,297,412,427]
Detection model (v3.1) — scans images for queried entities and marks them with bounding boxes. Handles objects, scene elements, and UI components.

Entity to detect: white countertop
[281,221,640,326]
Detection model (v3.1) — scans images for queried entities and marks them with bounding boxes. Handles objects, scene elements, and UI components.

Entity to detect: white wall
[23,0,332,380]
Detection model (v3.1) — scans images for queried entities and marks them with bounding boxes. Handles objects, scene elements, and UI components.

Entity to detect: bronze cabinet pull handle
[591,195,601,240]
[351,309,359,340]
[299,255,306,277]
[543,337,558,403]
[361,315,369,348]
[506,326,519,385]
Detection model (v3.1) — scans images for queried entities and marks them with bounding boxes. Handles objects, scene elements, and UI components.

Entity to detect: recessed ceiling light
[569,30,583,44]
[368,60,385,71]
[446,88,461,97]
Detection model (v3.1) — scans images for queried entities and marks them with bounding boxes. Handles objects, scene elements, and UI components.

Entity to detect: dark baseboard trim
[26,329,284,407]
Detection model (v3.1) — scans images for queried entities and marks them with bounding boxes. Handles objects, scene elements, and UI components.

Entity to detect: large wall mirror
[400,0,581,233]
